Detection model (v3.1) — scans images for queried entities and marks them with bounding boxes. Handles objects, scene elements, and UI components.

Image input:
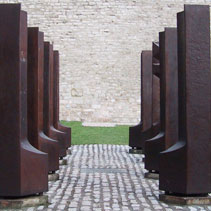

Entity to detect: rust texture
[159,5,211,195]
[53,51,71,149]
[145,28,178,172]
[129,51,152,149]
[43,42,67,158]
[0,4,48,197]
[129,50,160,150]
[152,42,160,125]
[27,27,59,172]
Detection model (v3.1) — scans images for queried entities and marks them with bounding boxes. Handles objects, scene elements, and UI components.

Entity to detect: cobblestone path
[28,145,210,211]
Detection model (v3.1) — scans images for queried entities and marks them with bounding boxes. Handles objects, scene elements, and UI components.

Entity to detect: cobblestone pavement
[26,145,210,211]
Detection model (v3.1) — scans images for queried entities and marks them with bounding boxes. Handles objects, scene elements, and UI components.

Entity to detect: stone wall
[1,0,211,125]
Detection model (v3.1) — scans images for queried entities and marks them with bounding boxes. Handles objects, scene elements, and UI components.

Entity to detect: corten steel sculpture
[129,50,160,151]
[152,42,160,78]
[53,51,71,149]
[145,28,178,173]
[0,4,48,197]
[159,5,211,196]
[43,42,67,158]
[129,51,153,151]
[151,42,160,140]
[27,27,59,172]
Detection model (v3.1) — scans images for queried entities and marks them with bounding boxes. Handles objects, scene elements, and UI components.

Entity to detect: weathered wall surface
[1,0,211,125]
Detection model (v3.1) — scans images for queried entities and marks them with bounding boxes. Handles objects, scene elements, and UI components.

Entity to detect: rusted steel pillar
[53,51,71,149]
[159,5,211,196]
[152,42,160,133]
[27,27,59,172]
[129,49,160,150]
[43,42,67,158]
[145,28,178,173]
[129,51,153,150]
[0,4,48,197]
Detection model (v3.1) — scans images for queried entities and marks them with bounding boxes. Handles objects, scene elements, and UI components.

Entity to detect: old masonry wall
[1,0,211,125]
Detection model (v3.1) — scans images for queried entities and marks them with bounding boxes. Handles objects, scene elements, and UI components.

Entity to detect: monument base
[48,173,59,181]
[66,148,71,155]
[159,194,211,205]
[144,172,159,179]
[129,148,143,154]
[59,158,67,165]
[0,195,48,209]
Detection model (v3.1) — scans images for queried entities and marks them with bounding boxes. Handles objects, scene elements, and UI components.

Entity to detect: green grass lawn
[60,121,129,145]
